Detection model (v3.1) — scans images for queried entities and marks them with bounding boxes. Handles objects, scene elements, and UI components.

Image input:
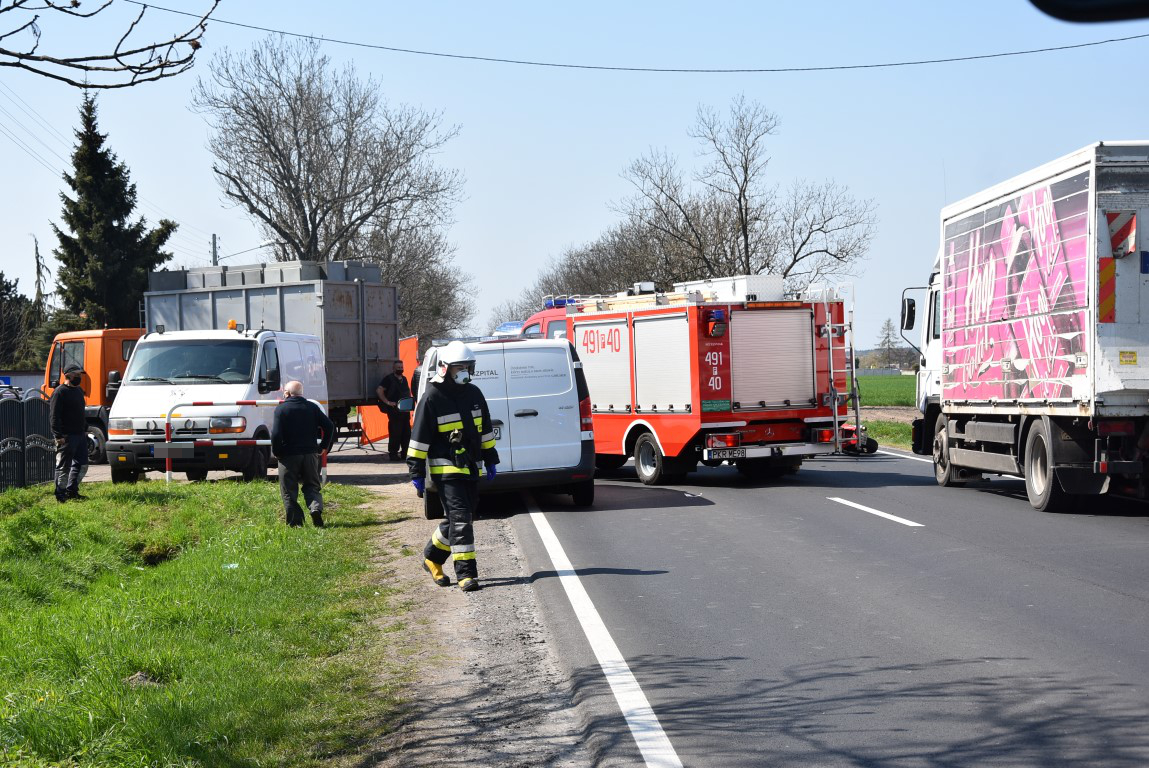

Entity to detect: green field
[0,480,409,768]
[864,420,913,451]
[855,374,917,407]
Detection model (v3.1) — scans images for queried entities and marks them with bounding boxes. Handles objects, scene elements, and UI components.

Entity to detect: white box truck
[902,142,1149,510]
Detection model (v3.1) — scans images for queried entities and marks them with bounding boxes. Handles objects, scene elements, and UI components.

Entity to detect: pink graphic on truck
[942,171,1089,401]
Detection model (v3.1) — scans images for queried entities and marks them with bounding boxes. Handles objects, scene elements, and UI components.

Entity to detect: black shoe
[66,493,88,501]
[311,512,325,528]
[388,453,400,461]
[55,493,68,503]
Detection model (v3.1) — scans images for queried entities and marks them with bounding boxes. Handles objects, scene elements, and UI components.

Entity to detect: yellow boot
[423,559,450,587]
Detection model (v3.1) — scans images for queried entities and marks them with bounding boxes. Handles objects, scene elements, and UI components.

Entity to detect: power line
[135,0,1149,73]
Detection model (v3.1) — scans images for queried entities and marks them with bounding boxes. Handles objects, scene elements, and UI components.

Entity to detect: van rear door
[470,347,513,471]
[504,344,581,470]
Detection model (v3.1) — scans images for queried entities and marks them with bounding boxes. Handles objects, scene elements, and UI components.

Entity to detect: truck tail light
[1097,420,1135,436]
[814,428,836,443]
[579,396,593,427]
[209,416,247,434]
[706,433,740,448]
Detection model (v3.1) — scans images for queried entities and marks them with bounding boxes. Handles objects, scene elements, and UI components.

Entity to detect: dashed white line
[877,449,934,464]
[828,496,924,527]
[526,496,683,768]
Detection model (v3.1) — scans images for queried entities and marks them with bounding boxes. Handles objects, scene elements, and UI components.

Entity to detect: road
[512,451,1149,767]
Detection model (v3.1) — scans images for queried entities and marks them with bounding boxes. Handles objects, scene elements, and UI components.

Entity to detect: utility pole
[211,234,219,266]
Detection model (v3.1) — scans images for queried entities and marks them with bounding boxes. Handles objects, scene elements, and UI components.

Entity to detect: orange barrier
[360,335,419,445]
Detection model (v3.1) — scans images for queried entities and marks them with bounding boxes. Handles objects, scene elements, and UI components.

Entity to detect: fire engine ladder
[805,283,862,455]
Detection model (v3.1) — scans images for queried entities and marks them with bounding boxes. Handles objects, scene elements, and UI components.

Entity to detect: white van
[106,329,328,483]
[417,338,595,517]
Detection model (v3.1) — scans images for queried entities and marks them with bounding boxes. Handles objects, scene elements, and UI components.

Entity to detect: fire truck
[564,275,861,484]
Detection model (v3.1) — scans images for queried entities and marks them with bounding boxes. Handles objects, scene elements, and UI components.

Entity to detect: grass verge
[855,374,916,406]
[865,420,913,451]
[0,479,409,767]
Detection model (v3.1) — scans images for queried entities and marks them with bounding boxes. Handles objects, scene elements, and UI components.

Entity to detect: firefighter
[408,341,499,592]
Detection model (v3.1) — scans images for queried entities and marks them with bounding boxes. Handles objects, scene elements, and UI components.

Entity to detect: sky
[3,0,1149,350]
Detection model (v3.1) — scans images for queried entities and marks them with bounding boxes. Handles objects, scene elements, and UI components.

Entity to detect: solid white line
[526,498,683,768]
[828,496,924,527]
[877,449,934,464]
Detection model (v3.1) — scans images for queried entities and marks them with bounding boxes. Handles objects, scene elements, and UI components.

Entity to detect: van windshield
[124,339,257,385]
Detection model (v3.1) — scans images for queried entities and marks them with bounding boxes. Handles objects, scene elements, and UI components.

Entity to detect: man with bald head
[271,380,335,527]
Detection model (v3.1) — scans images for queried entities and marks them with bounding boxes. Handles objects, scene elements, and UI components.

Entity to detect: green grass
[864,420,913,451]
[855,374,917,407]
[0,480,410,768]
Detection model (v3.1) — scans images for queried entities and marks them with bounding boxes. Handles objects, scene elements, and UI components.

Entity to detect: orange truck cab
[43,328,144,464]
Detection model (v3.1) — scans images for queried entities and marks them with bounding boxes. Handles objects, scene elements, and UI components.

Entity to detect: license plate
[709,447,746,459]
[493,426,502,440]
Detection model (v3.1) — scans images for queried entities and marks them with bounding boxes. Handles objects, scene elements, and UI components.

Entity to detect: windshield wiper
[172,373,225,381]
[129,376,172,383]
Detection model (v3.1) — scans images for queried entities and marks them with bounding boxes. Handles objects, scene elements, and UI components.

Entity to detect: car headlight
[209,416,247,434]
[109,419,133,435]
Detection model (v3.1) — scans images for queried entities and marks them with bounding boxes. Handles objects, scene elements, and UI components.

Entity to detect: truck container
[902,141,1149,510]
[567,275,861,484]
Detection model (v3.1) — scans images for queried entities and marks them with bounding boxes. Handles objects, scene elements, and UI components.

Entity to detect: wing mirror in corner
[396,396,415,413]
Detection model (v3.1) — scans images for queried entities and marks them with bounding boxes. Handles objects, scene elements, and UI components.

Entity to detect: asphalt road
[512,451,1149,767]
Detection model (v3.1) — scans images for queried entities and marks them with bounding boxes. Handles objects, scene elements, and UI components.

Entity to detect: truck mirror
[259,370,281,394]
[396,396,415,413]
[900,298,917,331]
[106,370,122,403]
[107,370,122,385]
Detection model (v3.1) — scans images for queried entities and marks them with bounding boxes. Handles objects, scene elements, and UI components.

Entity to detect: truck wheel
[423,487,445,520]
[185,469,208,482]
[86,425,107,465]
[633,433,666,485]
[571,479,594,507]
[1024,420,1070,512]
[111,467,139,484]
[241,447,269,482]
[595,454,628,472]
[932,415,962,487]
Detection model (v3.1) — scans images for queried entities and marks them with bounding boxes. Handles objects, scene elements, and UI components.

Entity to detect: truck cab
[43,328,144,464]
[901,256,943,455]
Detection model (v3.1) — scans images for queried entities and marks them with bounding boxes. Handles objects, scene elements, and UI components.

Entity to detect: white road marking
[877,449,934,464]
[828,496,924,527]
[526,497,683,768]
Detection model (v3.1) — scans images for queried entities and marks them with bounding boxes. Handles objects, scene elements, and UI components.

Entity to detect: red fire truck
[565,276,861,484]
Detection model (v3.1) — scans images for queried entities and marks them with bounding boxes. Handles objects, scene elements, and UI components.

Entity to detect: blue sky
[3,0,1149,348]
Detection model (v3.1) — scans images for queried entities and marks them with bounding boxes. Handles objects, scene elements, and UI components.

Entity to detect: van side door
[504,345,580,471]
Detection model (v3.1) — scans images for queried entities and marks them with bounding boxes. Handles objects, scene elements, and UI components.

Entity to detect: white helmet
[434,340,476,383]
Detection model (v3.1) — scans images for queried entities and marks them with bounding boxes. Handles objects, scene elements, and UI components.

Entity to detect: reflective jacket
[407,379,499,480]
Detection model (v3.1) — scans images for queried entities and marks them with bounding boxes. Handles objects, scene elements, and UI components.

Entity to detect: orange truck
[42,328,144,464]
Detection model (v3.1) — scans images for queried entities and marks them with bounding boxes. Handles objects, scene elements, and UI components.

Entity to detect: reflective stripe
[480,432,495,443]
[432,530,451,551]
[410,440,431,452]
[451,544,475,553]
[408,447,428,459]
[471,408,483,418]
[473,418,483,427]
[453,551,477,561]
[437,421,463,432]
[437,413,462,425]
[481,439,496,450]
[429,458,456,466]
[429,465,473,476]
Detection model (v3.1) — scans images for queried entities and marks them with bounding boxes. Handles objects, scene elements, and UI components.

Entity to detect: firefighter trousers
[423,478,479,580]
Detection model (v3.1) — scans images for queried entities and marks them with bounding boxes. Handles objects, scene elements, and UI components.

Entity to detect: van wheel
[185,469,208,482]
[86,425,107,465]
[1024,420,1070,512]
[111,467,139,484]
[633,433,666,485]
[595,454,628,471]
[933,416,962,487]
[423,488,445,520]
[241,446,269,482]
[571,480,594,507]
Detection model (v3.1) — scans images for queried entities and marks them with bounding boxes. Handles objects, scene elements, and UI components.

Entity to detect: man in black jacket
[272,380,335,527]
[408,341,499,592]
[49,364,88,503]
[376,360,412,461]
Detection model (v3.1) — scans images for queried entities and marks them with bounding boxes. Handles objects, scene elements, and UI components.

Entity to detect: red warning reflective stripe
[1099,257,1116,323]
[1107,211,1137,257]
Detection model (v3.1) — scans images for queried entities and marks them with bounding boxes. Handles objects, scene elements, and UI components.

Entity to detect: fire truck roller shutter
[574,320,631,411]
[730,309,816,409]
[633,314,691,413]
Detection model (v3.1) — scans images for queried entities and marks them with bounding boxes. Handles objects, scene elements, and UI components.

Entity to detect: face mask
[67,376,81,386]
[453,369,471,386]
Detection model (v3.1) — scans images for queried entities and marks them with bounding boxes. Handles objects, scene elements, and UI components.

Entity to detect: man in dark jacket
[49,364,88,502]
[376,360,412,461]
[272,380,335,527]
[408,341,499,592]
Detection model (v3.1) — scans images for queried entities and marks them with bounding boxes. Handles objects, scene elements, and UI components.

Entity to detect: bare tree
[0,0,219,88]
[774,179,876,288]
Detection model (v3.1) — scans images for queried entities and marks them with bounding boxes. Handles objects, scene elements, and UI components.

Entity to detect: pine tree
[52,92,176,329]
[877,317,901,367]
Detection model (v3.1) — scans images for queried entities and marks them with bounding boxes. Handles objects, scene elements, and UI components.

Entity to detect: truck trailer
[902,142,1149,511]
[565,275,860,484]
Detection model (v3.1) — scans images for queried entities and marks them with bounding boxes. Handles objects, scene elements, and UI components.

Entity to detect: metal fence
[0,388,55,491]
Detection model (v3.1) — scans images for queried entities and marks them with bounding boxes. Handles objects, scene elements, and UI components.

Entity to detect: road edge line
[877,448,934,464]
[827,496,925,527]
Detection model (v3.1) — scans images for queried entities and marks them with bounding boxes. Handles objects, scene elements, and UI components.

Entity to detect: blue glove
[485,463,497,481]
[411,477,425,494]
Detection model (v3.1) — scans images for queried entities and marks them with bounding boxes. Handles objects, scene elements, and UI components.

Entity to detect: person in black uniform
[49,364,88,502]
[376,360,412,461]
[408,341,499,592]
[272,380,335,527]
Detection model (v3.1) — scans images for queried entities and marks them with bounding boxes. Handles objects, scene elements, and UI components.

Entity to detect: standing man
[50,364,88,503]
[272,380,335,528]
[408,341,499,593]
[376,359,412,461]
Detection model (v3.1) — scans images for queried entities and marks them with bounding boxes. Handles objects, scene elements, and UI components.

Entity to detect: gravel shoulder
[859,405,919,424]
